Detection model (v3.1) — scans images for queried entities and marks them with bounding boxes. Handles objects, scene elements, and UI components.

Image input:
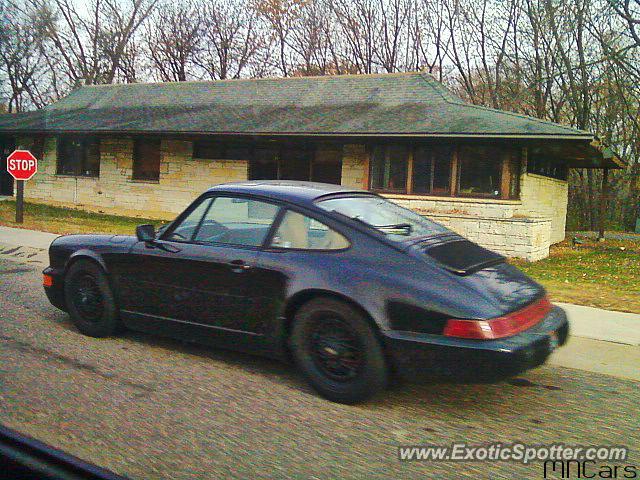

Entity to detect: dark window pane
[133,139,161,181]
[250,147,278,180]
[312,146,342,184]
[57,137,99,177]
[369,146,386,190]
[193,141,224,159]
[509,152,521,199]
[84,139,100,176]
[280,148,311,181]
[369,145,408,192]
[412,146,452,194]
[527,149,567,181]
[387,146,408,191]
[57,138,82,175]
[226,144,252,160]
[458,146,502,197]
[432,147,452,193]
[412,147,432,194]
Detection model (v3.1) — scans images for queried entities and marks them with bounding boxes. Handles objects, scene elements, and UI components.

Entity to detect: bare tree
[198,0,268,79]
[145,1,201,81]
[0,0,52,110]
[30,0,157,87]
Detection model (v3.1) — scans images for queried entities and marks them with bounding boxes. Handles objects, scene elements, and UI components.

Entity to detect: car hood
[52,234,138,249]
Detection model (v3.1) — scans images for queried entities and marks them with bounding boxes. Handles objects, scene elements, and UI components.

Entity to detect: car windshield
[316,195,451,241]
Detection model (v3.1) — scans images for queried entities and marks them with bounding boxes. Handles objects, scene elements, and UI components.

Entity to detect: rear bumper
[382,306,569,383]
[43,266,67,312]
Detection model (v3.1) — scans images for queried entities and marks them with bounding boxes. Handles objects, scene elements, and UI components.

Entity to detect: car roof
[205,180,371,204]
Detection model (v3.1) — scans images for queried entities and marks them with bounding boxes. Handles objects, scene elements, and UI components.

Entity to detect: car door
[250,208,352,323]
[118,195,281,333]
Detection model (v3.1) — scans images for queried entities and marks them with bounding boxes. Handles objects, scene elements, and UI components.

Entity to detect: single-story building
[0,72,623,260]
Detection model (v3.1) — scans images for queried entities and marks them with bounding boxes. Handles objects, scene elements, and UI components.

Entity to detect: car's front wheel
[64,260,121,338]
[290,298,388,404]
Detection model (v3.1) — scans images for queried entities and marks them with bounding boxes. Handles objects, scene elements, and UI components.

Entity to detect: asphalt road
[0,256,638,479]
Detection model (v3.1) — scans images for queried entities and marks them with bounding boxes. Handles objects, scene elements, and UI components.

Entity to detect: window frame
[367,144,521,200]
[368,145,410,194]
[456,145,505,199]
[56,136,101,177]
[266,207,352,253]
[160,193,284,251]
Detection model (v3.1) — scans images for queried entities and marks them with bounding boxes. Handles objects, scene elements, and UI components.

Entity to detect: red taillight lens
[43,274,54,287]
[443,296,553,340]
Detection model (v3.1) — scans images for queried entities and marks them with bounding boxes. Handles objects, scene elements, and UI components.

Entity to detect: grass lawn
[1,199,638,313]
[512,238,640,314]
[0,200,163,235]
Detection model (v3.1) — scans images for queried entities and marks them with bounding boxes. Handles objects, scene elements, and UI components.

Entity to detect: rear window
[316,195,450,241]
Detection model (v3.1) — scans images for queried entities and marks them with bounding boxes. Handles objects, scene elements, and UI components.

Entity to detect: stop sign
[6,149,38,181]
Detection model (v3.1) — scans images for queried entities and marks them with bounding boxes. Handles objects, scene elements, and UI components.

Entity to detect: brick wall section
[20,136,247,219]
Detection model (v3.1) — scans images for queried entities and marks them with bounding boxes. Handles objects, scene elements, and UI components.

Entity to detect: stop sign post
[6,149,38,223]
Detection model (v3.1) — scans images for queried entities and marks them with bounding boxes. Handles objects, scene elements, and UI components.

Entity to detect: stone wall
[516,172,568,244]
[341,144,368,189]
[19,136,247,219]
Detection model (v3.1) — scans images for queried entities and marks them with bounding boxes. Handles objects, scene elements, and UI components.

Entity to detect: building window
[193,141,224,159]
[193,140,252,160]
[133,138,161,181]
[312,146,342,184]
[56,137,100,177]
[369,145,409,192]
[457,146,503,197]
[412,146,453,195]
[527,151,568,181]
[244,144,341,184]
[250,147,279,179]
[367,143,520,199]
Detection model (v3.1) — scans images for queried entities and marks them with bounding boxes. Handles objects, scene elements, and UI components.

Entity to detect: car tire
[64,260,121,338]
[290,298,388,404]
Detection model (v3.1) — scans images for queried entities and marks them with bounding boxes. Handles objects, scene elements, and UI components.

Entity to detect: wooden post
[15,179,24,223]
[406,148,414,194]
[598,168,609,241]
[450,147,459,196]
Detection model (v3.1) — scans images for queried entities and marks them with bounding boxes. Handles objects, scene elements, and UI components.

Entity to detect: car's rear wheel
[290,298,388,404]
[64,260,120,338]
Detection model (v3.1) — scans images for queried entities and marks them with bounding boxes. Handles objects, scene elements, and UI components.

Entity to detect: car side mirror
[136,224,156,243]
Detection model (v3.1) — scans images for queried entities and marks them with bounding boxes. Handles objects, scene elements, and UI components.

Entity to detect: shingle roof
[0,72,595,139]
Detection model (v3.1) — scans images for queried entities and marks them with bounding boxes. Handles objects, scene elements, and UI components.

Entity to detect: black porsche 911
[43,181,569,403]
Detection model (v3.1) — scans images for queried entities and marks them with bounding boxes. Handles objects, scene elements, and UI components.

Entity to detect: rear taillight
[443,296,553,340]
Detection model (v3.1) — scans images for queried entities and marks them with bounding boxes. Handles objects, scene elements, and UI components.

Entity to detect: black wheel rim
[70,273,104,322]
[308,316,364,381]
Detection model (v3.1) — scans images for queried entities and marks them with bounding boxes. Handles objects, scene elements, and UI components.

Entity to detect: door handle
[228,259,251,272]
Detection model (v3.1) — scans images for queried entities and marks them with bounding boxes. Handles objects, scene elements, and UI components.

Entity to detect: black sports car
[43,181,569,403]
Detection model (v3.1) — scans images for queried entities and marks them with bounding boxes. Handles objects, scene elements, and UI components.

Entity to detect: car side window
[165,197,213,242]
[193,196,280,247]
[271,210,350,250]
